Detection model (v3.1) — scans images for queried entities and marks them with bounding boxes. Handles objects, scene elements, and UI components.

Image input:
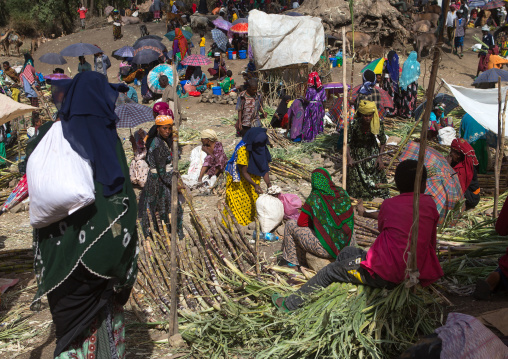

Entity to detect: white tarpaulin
[0,93,38,126]
[248,10,325,70]
[445,81,508,137]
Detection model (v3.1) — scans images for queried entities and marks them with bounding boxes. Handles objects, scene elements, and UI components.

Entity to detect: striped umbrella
[148,64,174,94]
[181,54,212,66]
[211,29,229,52]
[399,141,464,226]
[361,58,385,74]
[0,175,28,215]
[212,16,232,31]
[230,23,248,34]
[115,103,154,128]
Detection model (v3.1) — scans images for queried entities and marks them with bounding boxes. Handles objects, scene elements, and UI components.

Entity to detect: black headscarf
[145,124,173,152]
[243,127,271,177]
[191,66,203,81]
[275,95,290,116]
[51,72,128,196]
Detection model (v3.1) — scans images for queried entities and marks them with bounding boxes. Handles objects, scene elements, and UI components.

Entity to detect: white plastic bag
[256,193,284,233]
[181,145,207,187]
[438,127,456,146]
[27,121,95,228]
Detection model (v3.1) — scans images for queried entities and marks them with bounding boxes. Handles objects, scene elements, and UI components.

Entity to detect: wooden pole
[406,0,449,287]
[495,77,502,218]
[342,26,349,189]
[169,101,180,337]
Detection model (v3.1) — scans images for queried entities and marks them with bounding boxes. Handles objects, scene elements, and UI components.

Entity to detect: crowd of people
[2,0,508,358]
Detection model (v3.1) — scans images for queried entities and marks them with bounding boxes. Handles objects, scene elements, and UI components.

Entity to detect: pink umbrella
[44,73,71,81]
[181,54,212,66]
[0,175,28,215]
[212,16,232,31]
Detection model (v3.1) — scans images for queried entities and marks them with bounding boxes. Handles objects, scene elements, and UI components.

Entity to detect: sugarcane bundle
[270,160,312,182]
[267,129,291,149]
[0,249,33,274]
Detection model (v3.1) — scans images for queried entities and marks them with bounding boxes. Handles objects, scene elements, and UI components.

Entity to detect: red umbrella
[230,23,248,34]
[0,175,28,215]
[181,54,212,66]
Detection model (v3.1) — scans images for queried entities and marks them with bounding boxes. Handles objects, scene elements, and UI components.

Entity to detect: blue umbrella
[115,103,154,128]
[39,53,67,65]
[164,29,193,41]
[211,29,228,52]
[469,0,486,6]
[132,49,162,65]
[60,43,102,57]
[114,46,135,58]
[148,64,174,94]
[473,68,508,84]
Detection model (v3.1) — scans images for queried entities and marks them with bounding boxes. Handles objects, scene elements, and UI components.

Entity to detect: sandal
[271,293,291,313]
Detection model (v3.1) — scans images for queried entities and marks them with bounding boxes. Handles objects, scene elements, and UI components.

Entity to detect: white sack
[181,145,207,187]
[248,10,325,70]
[445,81,508,137]
[27,122,95,228]
[256,194,284,233]
[438,127,456,146]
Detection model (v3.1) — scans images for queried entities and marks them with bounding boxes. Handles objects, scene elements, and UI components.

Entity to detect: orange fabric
[174,28,188,59]
[472,187,481,195]
[487,55,508,70]
[212,7,220,15]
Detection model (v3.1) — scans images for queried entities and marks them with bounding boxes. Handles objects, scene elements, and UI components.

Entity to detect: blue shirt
[127,86,138,103]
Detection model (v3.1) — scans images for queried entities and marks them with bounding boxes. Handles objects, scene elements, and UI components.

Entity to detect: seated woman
[282,168,354,268]
[448,138,481,209]
[208,52,227,80]
[273,160,444,312]
[346,100,389,200]
[225,127,272,226]
[474,196,508,299]
[428,103,453,140]
[184,66,208,93]
[270,95,291,128]
[197,129,228,186]
[129,129,149,187]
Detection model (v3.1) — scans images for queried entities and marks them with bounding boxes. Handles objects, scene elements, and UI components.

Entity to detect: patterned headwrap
[307,71,322,89]
[301,168,354,258]
[357,100,380,135]
[155,115,173,126]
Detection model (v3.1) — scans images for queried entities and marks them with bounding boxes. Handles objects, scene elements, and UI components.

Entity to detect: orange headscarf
[174,28,188,59]
[155,115,174,126]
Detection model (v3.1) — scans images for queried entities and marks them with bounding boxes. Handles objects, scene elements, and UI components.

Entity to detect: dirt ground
[0,18,507,359]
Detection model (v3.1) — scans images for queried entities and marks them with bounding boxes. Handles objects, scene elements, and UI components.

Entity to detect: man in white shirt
[446,6,458,46]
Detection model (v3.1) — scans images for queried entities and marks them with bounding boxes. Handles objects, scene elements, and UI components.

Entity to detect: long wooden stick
[169,113,179,336]
[500,89,508,219]
[342,26,349,189]
[495,77,502,218]
[406,0,449,288]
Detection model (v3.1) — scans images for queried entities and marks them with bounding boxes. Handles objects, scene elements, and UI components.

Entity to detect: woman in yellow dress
[224,128,272,226]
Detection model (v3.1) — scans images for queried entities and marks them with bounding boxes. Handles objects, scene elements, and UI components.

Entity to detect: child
[220,70,235,94]
[199,32,206,56]
[454,10,466,58]
[235,78,266,134]
[498,34,508,57]
[272,160,444,312]
[474,196,508,299]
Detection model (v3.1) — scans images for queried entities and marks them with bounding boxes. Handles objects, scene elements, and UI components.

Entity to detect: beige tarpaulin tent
[0,93,38,126]
[248,10,325,70]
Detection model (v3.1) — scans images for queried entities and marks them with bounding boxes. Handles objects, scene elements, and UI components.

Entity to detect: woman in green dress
[346,100,389,200]
[28,72,138,359]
